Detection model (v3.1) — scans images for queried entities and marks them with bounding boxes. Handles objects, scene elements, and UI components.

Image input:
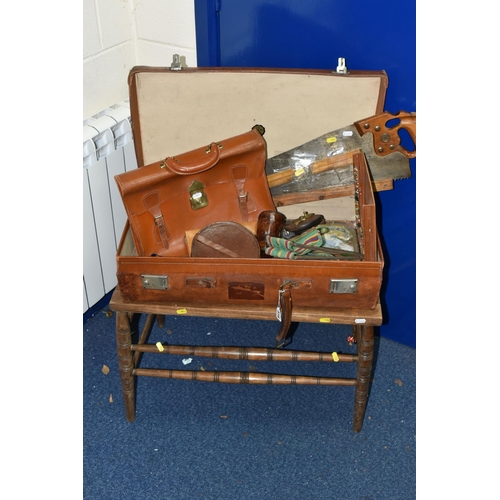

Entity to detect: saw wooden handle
[354,111,416,159]
[266,149,361,188]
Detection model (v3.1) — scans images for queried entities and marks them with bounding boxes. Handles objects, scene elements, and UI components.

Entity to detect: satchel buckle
[189,180,208,210]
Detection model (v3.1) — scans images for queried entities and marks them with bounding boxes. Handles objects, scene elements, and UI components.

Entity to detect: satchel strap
[143,192,170,250]
[194,234,241,258]
[231,164,249,222]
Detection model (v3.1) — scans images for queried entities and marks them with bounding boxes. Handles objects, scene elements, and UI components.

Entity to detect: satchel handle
[162,142,222,175]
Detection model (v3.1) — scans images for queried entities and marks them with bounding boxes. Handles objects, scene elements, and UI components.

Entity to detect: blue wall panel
[195,0,416,347]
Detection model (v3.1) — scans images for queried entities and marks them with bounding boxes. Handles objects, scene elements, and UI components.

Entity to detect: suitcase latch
[189,181,208,210]
[141,275,169,290]
[330,279,358,293]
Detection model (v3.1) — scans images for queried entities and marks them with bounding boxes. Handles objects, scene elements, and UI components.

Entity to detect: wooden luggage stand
[109,289,382,432]
[109,64,393,432]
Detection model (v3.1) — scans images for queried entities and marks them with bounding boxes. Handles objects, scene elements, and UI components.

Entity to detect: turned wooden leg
[353,324,374,432]
[157,314,165,328]
[116,311,136,422]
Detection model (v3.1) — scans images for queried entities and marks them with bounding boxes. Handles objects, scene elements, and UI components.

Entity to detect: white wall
[83,0,198,119]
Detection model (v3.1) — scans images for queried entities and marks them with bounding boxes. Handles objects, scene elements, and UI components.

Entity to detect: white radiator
[83,101,138,313]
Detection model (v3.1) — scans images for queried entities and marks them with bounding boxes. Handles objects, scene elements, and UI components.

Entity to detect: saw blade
[265,118,413,198]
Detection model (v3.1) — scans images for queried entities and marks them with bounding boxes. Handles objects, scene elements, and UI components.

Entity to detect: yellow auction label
[326,137,337,143]
[156,342,164,352]
[319,318,331,323]
[294,167,305,176]
[332,352,340,362]
[176,309,188,314]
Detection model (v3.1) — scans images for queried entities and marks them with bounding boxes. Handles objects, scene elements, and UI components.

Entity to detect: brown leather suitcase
[116,65,385,311]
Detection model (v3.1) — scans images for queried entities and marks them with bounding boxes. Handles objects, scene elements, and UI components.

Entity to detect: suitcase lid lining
[130,68,387,166]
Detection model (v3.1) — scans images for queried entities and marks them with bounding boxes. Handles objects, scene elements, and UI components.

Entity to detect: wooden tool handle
[399,112,416,146]
[267,149,361,188]
[354,111,416,159]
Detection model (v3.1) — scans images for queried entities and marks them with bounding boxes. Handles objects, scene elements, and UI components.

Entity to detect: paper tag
[276,306,282,322]
[355,318,366,324]
[319,318,331,323]
[176,309,188,314]
[342,130,353,137]
[326,137,337,143]
[276,289,283,322]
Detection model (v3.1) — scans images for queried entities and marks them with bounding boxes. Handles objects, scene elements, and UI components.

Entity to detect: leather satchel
[114,126,276,256]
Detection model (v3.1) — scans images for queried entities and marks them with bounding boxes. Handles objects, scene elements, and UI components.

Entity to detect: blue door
[195,0,416,347]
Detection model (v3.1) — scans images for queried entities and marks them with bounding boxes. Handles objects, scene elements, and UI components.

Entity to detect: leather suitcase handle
[163,142,221,175]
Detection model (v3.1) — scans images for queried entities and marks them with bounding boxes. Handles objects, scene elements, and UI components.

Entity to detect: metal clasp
[329,279,358,293]
[141,275,169,290]
[170,54,184,71]
[189,180,208,210]
[205,142,223,154]
[336,57,348,74]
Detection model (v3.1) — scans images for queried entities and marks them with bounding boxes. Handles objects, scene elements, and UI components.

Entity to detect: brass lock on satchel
[189,180,208,210]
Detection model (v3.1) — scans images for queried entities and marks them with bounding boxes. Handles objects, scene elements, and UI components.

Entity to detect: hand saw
[265,111,416,204]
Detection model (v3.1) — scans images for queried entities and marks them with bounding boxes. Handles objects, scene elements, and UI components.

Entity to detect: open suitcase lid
[128,65,388,167]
